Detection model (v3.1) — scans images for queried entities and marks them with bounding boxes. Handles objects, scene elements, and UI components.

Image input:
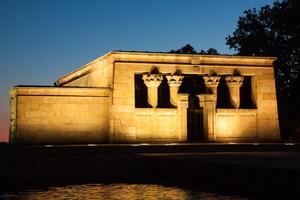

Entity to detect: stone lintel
[178,93,189,101]
[197,94,216,102]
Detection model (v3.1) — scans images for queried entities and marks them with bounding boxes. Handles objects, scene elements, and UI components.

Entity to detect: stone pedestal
[142,74,163,108]
[166,75,184,107]
[203,76,220,106]
[225,76,244,109]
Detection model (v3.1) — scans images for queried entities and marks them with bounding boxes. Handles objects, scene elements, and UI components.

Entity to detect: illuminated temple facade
[9,51,280,144]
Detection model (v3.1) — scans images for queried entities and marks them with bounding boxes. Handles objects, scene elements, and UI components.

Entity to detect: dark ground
[1,143,300,199]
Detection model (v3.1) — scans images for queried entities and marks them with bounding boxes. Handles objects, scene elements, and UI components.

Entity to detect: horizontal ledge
[10,87,111,97]
[135,108,177,114]
[216,108,257,113]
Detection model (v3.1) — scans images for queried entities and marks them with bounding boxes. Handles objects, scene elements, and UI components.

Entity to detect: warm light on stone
[218,117,233,137]
[203,76,221,89]
[142,73,163,108]
[166,74,184,107]
[203,75,220,106]
[9,51,280,144]
[225,75,244,109]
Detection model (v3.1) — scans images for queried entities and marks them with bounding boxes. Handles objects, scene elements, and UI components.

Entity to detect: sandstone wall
[215,67,280,142]
[112,61,280,143]
[216,109,258,142]
[13,52,279,144]
[10,87,110,144]
[60,58,114,88]
[111,63,183,142]
[255,67,280,140]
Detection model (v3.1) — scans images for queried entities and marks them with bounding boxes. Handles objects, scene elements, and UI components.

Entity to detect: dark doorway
[187,95,204,142]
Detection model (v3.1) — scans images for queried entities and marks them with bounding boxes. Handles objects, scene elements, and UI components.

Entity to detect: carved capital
[142,74,163,87]
[166,75,184,87]
[225,76,244,88]
[203,76,220,88]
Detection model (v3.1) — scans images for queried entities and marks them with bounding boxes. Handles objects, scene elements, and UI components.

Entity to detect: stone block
[113,105,133,113]
[262,93,276,100]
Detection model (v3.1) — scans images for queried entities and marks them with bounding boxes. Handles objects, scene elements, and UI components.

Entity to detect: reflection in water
[0,183,250,200]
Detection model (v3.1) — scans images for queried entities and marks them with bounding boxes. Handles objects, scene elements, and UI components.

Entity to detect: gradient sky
[0,0,275,142]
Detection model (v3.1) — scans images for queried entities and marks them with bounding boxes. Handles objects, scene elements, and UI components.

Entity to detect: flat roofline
[11,85,110,89]
[111,50,277,60]
[13,85,55,87]
[56,51,277,86]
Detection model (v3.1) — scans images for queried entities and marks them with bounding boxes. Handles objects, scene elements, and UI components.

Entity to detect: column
[225,75,244,109]
[178,93,189,142]
[142,73,163,108]
[203,75,220,106]
[197,94,216,142]
[166,74,184,107]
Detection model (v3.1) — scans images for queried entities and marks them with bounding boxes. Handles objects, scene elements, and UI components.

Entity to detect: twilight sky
[0,0,275,142]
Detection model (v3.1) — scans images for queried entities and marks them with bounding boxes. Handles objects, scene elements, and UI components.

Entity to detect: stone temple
[9,51,280,144]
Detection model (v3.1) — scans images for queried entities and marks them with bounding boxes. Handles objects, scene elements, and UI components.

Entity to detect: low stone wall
[135,108,179,142]
[9,87,111,144]
[216,109,258,141]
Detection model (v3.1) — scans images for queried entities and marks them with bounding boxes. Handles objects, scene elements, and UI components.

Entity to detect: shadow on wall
[134,74,172,108]
[217,75,256,109]
[178,75,206,95]
[217,77,232,108]
[240,76,256,109]
[135,74,256,109]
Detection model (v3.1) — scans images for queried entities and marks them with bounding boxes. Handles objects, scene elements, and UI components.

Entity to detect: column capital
[166,75,184,87]
[225,75,244,88]
[203,76,220,88]
[167,75,184,107]
[142,74,163,87]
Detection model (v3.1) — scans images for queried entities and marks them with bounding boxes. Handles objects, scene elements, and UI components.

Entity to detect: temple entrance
[187,95,204,142]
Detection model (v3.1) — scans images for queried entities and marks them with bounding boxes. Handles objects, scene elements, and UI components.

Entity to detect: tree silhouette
[206,48,219,55]
[226,0,300,92]
[170,44,219,55]
[170,44,197,54]
[226,0,300,140]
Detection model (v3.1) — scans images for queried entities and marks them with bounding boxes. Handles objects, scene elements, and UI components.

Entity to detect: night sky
[0,0,274,142]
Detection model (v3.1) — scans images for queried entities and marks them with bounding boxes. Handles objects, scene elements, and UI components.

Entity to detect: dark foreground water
[0,183,251,200]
